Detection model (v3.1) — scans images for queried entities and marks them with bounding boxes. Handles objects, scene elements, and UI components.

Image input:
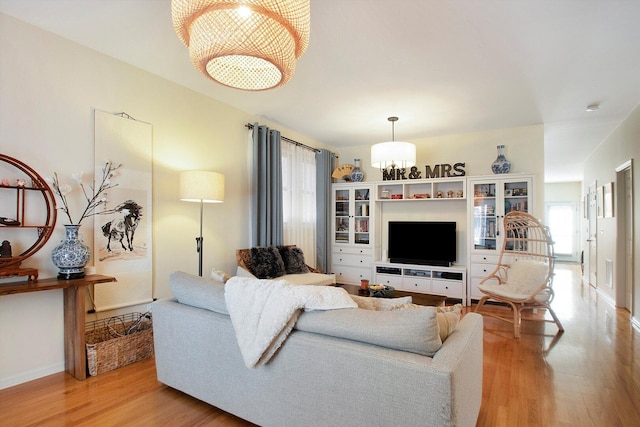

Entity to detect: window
[281,142,316,264]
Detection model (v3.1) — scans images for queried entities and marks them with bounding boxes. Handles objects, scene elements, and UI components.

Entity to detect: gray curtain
[315,149,336,272]
[251,123,284,247]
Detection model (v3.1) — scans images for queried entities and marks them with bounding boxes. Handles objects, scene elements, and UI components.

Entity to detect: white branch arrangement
[47,161,122,225]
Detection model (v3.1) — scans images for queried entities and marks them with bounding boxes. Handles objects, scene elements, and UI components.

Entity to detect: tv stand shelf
[373,262,466,301]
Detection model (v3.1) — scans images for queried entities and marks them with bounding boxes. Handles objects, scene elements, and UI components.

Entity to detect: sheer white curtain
[281,142,317,266]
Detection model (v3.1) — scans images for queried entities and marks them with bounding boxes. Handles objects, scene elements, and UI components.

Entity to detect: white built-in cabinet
[331,174,536,305]
[466,174,534,304]
[373,263,466,301]
[331,184,375,285]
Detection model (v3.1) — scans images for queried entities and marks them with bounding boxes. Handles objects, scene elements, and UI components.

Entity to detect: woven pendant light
[172,0,310,91]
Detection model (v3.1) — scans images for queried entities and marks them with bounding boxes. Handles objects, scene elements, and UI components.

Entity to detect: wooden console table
[0,274,117,380]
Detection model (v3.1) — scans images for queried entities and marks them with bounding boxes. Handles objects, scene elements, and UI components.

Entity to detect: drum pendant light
[371,117,416,170]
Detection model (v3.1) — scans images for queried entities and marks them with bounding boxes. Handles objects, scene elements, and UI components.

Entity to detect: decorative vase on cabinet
[491,145,512,174]
[350,159,364,182]
[51,224,91,280]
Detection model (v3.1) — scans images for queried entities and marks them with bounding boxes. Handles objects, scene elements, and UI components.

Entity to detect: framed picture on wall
[596,185,604,218]
[603,182,614,217]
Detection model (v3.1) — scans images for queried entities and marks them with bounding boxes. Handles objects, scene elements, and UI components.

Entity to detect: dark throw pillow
[278,246,310,274]
[250,246,286,279]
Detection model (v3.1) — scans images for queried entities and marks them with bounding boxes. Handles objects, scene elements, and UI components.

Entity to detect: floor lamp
[179,171,225,276]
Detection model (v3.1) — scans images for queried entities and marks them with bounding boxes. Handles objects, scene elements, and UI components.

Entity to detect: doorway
[546,202,579,263]
[615,160,634,313]
[586,182,598,287]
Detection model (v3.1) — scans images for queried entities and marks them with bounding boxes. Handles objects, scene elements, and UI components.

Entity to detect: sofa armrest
[431,312,483,427]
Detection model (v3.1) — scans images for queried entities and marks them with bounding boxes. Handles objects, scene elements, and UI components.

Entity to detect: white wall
[582,104,640,320]
[545,182,582,203]
[0,14,327,388]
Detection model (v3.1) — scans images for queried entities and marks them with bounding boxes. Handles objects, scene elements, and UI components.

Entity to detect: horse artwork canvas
[93,110,153,312]
[101,200,143,253]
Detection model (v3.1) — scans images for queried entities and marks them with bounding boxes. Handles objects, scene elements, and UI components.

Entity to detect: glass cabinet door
[472,182,498,251]
[334,189,350,244]
[353,187,370,245]
[503,180,529,214]
[333,185,372,246]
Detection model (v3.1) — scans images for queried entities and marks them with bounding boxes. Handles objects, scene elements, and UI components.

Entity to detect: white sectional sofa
[153,272,483,427]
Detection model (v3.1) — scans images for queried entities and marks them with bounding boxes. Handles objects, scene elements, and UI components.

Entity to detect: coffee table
[337,283,446,307]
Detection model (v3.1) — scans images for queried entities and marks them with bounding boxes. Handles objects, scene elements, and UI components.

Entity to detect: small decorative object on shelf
[51,224,91,280]
[491,145,512,174]
[350,159,364,182]
[331,163,355,182]
[0,240,12,258]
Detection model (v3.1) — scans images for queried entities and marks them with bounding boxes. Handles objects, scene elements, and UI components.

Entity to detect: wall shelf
[375,177,466,201]
[0,154,57,281]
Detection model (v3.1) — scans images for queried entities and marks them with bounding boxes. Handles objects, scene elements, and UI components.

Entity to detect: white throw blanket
[224,276,357,368]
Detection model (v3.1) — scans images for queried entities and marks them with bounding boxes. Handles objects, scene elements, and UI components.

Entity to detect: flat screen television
[388,221,456,267]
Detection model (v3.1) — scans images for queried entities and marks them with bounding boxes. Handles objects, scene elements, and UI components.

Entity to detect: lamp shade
[371,141,416,169]
[179,171,225,203]
[171,0,310,91]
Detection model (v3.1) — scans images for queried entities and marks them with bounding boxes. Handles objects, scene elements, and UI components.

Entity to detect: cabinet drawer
[401,277,431,293]
[333,266,372,284]
[334,246,372,256]
[333,253,371,267]
[471,263,496,277]
[432,280,462,298]
[333,254,372,268]
[471,254,500,264]
[375,273,403,288]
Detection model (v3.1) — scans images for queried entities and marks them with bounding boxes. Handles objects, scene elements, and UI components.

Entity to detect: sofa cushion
[169,271,228,315]
[236,266,336,286]
[278,246,310,274]
[250,246,286,279]
[210,268,231,283]
[349,295,412,310]
[295,306,442,356]
[280,272,336,286]
[389,302,462,342]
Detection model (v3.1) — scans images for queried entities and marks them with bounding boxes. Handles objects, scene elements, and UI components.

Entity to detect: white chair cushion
[478,283,552,302]
[505,259,549,294]
[478,259,552,302]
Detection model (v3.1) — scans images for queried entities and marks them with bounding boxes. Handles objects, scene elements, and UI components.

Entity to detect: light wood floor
[1,264,639,426]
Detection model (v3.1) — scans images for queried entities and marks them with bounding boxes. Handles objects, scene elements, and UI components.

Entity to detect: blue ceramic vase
[491,145,512,174]
[51,224,91,280]
[350,158,364,182]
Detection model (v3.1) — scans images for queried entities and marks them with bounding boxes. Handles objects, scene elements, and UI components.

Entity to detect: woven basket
[85,312,153,376]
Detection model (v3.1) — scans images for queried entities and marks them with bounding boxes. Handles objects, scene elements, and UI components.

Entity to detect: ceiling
[1,1,639,183]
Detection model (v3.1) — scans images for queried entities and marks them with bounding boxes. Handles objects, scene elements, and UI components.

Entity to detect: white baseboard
[595,286,616,308]
[0,362,64,390]
[632,316,640,332]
